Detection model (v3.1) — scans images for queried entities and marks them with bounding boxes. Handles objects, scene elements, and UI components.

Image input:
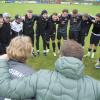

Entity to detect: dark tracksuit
[0,22,11,55]
[23,15,37,46]
[69,14,82,42]
[0,60,35,100]
[46,17,57,41]
[79,17,92,46]
[57,15,69,40]
[36,16,48,51]
[90,21,100,46]
[46,17,57,52]
[57,15,69,50]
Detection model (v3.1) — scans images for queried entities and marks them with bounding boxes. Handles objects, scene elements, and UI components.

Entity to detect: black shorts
[90,33,100,46]
[57,32,67,40]
[46,33,56,41]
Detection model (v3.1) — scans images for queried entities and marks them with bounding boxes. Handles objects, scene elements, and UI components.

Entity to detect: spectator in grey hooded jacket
[0,39,100,100]
[0,36,35,100]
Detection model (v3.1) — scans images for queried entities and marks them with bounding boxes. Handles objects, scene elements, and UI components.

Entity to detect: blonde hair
[7,36,32,62]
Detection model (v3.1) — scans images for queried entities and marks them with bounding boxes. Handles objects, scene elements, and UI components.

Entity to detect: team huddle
[0,7,100,100]
[0,9,100,57]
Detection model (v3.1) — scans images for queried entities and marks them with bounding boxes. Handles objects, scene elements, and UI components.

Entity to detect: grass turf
[0,3,100,79]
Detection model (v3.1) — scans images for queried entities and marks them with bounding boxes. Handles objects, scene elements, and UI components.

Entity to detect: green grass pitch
[0,3,100,79]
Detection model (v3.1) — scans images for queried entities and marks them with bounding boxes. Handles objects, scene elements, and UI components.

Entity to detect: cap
[3,13,10,18]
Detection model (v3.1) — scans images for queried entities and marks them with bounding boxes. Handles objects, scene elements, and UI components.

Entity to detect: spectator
[0,40,100,100]
[0,36,35,100]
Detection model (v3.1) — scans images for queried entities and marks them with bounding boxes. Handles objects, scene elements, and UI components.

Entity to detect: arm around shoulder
[0,59,38,99]
[96,80,100,100]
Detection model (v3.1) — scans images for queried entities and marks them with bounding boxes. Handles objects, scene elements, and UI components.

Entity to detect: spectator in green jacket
[0,39,100,100]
